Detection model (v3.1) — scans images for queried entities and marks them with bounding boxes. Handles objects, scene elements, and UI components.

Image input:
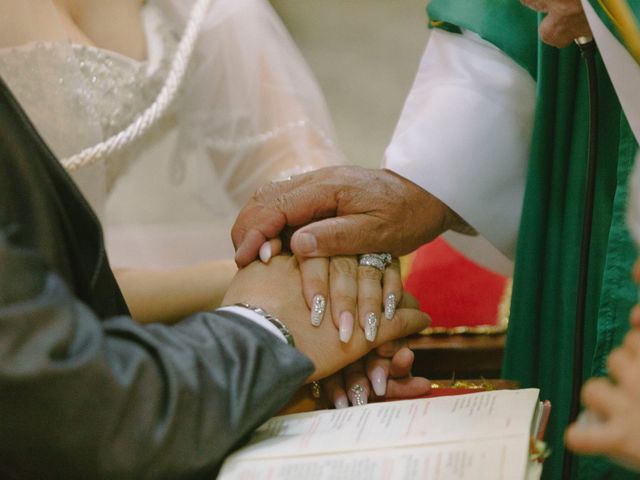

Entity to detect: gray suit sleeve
[0,233,314,479]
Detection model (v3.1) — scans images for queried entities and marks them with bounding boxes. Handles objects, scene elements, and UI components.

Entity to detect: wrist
[230,303,296,347]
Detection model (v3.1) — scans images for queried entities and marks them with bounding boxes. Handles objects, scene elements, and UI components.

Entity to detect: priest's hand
[221,254,430,382]
[565,329,640,472]
[521,0,592,48]
[566,257,640,472]
[232,166,466,265]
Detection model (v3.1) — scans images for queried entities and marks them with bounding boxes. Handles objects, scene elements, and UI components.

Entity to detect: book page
[226,389,539,461]
[219,437,530,480]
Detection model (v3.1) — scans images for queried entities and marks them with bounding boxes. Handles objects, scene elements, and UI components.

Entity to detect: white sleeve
[384,29,536,260]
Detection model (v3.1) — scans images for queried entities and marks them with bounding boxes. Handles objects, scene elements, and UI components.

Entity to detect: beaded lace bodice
[0,5,178,186]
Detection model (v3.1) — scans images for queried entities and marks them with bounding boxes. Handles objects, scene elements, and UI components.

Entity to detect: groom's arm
[0,227,313,479]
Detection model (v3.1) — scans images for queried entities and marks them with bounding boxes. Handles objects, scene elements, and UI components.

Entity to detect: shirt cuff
[384,28,536,260]
[216,306,288,344]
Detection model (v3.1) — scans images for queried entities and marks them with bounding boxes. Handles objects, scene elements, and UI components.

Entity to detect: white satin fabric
[384,29,536,271]
[0,0,343,268]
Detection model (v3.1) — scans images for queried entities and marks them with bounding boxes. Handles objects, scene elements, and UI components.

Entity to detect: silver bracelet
[234,303,295,347]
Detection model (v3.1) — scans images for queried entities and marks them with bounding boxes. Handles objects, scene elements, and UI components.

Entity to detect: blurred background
[271,0,430,167]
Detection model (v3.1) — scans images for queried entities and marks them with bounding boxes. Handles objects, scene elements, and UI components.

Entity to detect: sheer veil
[0,0,344,268]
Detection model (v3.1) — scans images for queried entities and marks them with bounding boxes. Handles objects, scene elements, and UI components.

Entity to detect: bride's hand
[322,340,431,408]
[258,239,402,344]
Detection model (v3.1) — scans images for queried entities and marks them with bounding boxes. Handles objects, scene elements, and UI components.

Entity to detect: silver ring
[358,253,392,273]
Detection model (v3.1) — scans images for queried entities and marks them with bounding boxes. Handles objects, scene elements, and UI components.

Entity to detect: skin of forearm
[114,259,237,324]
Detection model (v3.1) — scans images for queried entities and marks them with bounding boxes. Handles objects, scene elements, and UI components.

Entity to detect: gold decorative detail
[599,0,640,63]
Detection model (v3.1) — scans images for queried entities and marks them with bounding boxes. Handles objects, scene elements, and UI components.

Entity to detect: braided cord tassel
[63,0,212,171]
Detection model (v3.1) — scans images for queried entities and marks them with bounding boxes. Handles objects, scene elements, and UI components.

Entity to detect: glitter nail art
[311,294,326,326]
[384,293,396,320]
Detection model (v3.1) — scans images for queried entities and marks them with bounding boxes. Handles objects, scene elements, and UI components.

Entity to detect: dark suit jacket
[0,77,313,479]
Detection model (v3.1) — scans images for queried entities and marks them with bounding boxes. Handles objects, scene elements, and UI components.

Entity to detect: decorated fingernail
[259,242,272,263]
[310,381,321,399]
[370,366,387,396]
[384,293,397,320]
[349,384,367,406]
[365,312,379,342]
[334,393,349,409]
[339,311,354,343]
[311,295,326,326]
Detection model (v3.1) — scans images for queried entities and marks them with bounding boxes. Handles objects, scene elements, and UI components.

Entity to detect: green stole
[427,1,639,479]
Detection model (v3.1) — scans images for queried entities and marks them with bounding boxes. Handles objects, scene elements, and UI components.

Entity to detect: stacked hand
[565,260,640,471]
[233,166,463,265]
[233,166,467,343]
[222,255,430,390]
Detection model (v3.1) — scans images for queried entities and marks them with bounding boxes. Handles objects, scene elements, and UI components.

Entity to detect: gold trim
[599,0,640,63]
[421,324,507,336]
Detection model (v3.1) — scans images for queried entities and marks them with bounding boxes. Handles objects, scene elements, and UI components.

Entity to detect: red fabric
[404,238,507,328]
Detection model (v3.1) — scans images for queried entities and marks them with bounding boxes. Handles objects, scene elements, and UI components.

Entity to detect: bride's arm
[114,260,237,324]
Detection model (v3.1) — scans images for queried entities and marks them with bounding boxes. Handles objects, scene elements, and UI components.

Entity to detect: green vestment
[427,1,639,478]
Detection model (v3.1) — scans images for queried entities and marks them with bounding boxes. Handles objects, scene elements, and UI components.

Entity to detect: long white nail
[365,312,378,342]
[349,384,367,406]
[370,366,387,396]
[334,393,349,409]
[259,242,272,263]
[311,295,326,326]
[339,311,354,343]
[384,293,397,320]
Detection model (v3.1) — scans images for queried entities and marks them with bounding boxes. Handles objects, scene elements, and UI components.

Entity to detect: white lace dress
[0,0,342,268]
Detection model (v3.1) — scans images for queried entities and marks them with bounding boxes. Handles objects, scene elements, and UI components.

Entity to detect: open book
[219,389,547,480]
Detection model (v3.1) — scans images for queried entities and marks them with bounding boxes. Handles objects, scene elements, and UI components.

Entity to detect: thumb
[376,308,430,346]
[291,214,394,257]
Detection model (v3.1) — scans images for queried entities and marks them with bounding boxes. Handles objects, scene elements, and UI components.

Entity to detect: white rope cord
[62,0,212,172]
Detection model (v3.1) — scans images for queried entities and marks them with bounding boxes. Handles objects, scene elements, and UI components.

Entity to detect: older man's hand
[231,166,467,266]
[521,0,592,47]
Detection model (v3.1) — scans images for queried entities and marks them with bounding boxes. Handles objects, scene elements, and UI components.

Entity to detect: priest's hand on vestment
[221,254,430,383]
[565,328,640,471]
[566,257,640,473]
[521,0,592,47]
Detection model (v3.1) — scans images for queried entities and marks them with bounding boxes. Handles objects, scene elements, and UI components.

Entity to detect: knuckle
[332,292,357,307]
[359,266,383,281]
[254,182,277,202]
[331,256,359,278]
